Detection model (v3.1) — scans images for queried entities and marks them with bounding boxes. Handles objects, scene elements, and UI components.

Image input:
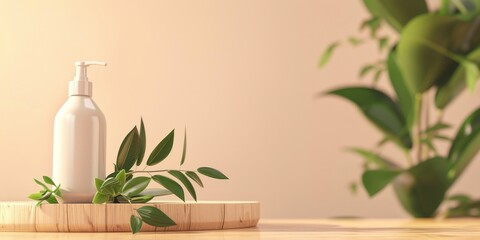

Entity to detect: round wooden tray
[0,201,260,232]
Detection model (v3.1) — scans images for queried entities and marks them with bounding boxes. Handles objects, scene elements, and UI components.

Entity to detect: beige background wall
[0,0,479,218]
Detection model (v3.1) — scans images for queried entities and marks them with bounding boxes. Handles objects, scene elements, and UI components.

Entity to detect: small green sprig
[28,176,63,206]
[93,118,228,233]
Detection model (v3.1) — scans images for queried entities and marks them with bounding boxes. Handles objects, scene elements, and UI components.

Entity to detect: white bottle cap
[69,61,107,97]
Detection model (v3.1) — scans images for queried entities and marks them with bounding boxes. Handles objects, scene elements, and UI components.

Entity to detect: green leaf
[462,60,479,92]
[423,122,451,134]
[363,0,428,32]
[137,118,146,166]
[360,16,381,37]
[115,169,127,187]
[447,108,480,184]
[136,206,176,227]
[198,167,229,179]
[152,175,185,201]
[348,147,398,169]
[393,157,449,217]
[95,178,104,192]
[372,68,383,83]
[359,65,376,79]
[42,176,55,186]
[122,176,151,197]
[139,188,172,197]
[318,42,340,68]
[130,195,155,203]
[169,171,197,201]
[130,215,142,234]
[362,169,401,197]
[376,137,390,147]
[387,50,415,129]
[436,47,480,109]
[180,129,187,166]
[28,192,44,201]
[92,192,110,204]
[326,87,412,149]
[34,179,48,190]
[435,135,452,141]
[146,129,175,166]
[348,36,363,46]
[186,171,204,188]
[378,37,389,51]
[100,178,120,195]
[45,195,58,204]
[116,126,140,171]
[397,15,469,93]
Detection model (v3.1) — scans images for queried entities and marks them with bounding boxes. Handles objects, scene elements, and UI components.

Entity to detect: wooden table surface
[2,218,480,239]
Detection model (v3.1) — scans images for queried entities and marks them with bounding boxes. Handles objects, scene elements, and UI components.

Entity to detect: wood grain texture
[0,201,260,232]
[2,219,480,239]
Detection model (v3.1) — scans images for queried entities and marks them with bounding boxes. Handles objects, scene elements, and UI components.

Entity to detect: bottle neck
[69,80,92,97]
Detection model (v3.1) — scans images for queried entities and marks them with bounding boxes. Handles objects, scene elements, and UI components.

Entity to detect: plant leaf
[387,50,415,129]
[198,167,229,179]
[362,169,401,197]
[116,126,140,171]
[447,108,480,184]
[169,170,197,201]
[34,179,48,190]
[363,0,428,32]
[95,178,104,192]
[139,188,172,197]
[372,68,383,83]
[397,15,469,93]
[122,176,151,197]
[137,118,146,166]
[186,171,204,188]
[130,215,142,234]
[359,65,376,79]
[348,147,398,169]
[45,194,58,204]
[180,129,187,166]
[462,60,479,92]
[423,122,451,134]
[318,42,340,68]
[436,47,480,109]
[100,178,120,195]
[326,87,412,149]
[115,169,126,187]
[146,129,175,166]
[360,16,381,37]
[393,157,449,217]
[92,192,110,204]
[130,195,155,203]
[348,36,363,46]
[136,206,176,227]
[28,192,44,201]
[42,176,55,186]
[152,175,185,201]
[378,37,389,51]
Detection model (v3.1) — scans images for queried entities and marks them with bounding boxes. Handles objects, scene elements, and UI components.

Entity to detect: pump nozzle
[70,60,107,97]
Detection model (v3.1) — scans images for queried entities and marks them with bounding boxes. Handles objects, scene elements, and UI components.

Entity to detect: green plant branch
[415,93,423,163]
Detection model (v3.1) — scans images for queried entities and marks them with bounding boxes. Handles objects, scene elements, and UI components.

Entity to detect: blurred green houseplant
[321,0,480,217]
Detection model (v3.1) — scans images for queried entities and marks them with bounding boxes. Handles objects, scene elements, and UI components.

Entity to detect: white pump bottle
[52,61,107,203]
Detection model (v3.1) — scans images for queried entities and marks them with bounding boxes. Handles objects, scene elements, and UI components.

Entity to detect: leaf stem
[416,93,423,163]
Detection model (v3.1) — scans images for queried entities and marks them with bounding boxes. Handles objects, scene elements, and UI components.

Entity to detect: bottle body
[52,96,106,203]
